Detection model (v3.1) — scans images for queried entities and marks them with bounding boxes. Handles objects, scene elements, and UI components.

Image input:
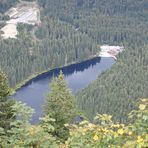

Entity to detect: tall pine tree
[0,71,15,130]
[44,71,77,141]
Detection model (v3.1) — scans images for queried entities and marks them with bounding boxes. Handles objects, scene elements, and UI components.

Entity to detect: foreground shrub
[0,102,59,148]
[63,99,148,148]
[0,99,147,147]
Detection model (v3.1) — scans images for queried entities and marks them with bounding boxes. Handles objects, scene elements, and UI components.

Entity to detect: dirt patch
[0,0,40,39]
[1,24,17,39]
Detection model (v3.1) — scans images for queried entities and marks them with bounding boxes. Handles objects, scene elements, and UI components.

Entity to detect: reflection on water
[14,57,115,123]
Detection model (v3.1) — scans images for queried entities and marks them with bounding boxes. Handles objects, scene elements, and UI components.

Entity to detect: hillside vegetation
[0,0,148,87]
[0,0,17,13]
[37,0,148,122]
[0,71,148,147]
[73,1,148,122]
[1,99,148,147]
[0,0,148,147]
[77,45,148,122]
[0,0,148,124]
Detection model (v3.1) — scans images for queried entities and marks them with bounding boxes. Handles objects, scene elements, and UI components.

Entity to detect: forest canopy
[0,0,148,127]
[0,0,148,86]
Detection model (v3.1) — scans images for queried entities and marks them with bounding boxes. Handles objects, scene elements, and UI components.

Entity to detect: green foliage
[0,0,148,146]
[17,23,34,33]
[0,0,17,13]
[1,0,148,89]
[0,101,59,148]
[77,45,148,122]
[38,0,148,45]
[0,16,97,86]
[63,99,148,148]
[44,71,77,141]
[0,73,148,148]
[0,71,15,130]
[0,71,9,99]
[12,101,35,124]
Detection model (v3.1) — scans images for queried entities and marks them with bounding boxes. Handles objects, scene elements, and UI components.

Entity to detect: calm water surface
[14,57,115,123]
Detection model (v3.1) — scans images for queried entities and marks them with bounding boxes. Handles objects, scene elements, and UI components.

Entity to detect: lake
[14,57,115,123]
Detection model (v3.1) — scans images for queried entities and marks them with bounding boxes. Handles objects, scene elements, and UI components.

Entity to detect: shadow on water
[21,57,101,88]
[14,57,115,123]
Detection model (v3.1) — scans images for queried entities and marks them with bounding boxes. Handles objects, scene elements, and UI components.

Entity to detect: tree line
[0,18,97,86]
[1,0,148,87]
[77,45,148,122]
[0,71,148,147]
[0,0,148,126]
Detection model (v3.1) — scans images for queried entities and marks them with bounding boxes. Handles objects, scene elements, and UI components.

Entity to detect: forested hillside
[37,0,148,122]
[0,0,148,147]
[0,20,97,86]
[0,71,148,147]
[0,0,17,13]
[0,0,148,122]
[73,0,148,121]
[38,0,148,45]
[1,0,148,87]
[77,45,148,122]
[0,0,98,86]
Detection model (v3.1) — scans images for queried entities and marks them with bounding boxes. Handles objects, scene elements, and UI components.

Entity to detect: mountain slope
[77,45,148,122]
[0,0,148,95]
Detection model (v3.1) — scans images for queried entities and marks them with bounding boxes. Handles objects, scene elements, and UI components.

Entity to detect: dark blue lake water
[14,57,115,123]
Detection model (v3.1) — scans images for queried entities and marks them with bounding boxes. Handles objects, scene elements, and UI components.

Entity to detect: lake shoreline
[13,44,124,93]
[14,56,115,123]
[13,54,101,93]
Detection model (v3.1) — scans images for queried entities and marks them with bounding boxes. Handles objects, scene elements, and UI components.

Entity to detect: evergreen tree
[0,71,15,130]
[44,71,77,141]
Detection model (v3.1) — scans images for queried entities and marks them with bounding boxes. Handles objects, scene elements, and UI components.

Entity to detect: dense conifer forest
[0,0,148,143]
[0,70,148,147]
[0,0,17,13]
[77,45,148,122]
[36,0,148,122]
[0,0,148,87]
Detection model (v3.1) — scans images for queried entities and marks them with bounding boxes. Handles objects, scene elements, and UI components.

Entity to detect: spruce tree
[0,71,15,130]
[44,71,77,141]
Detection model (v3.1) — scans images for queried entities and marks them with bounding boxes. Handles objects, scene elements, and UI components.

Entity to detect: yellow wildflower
[82,132,85,135]
[111,124,120,128]
[117,128,124,135]
[139,104,146,110]
[128,131,132,135]
[137,136,143,143]
[64,124,69,127]
[65,141,69,146]
[141,98,147,102]
[102,128,109,133]
[114,132,118,138]
[88,123,96,129]
[29,127,35,136]
[93,134,99,141]
[79,120,89,125]
[120,124,125,127]
[108,115,112,120]
[69,131,73,136]
[19,140,24,145]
